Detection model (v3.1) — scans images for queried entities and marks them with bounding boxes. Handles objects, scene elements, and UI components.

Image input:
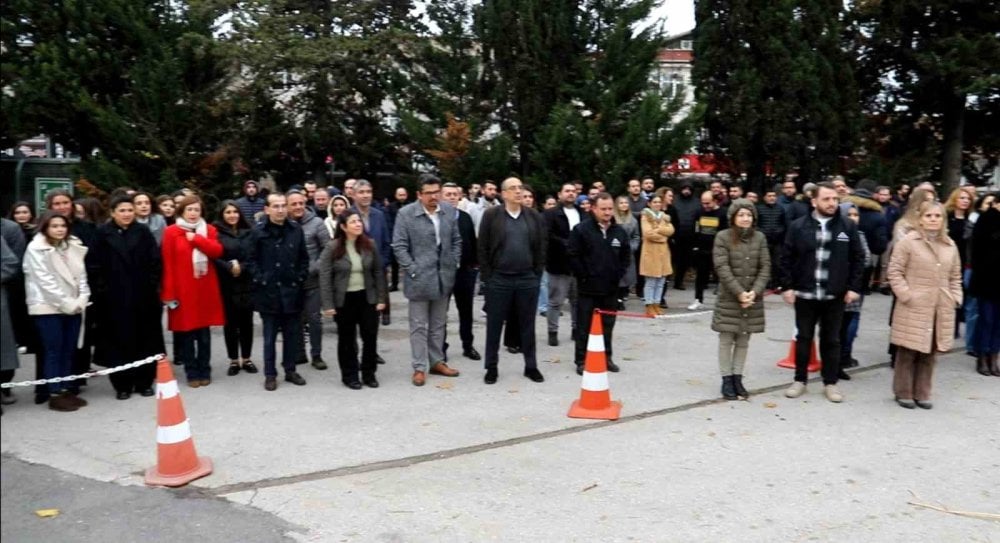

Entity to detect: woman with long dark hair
[156,195,177,226]
[214,200,258,376]
[133,191,167,245]
[161,195,225,387]
[91,195,165,399]
[6,202,38,357]
[319,211,387,389]
[23,212,91,411]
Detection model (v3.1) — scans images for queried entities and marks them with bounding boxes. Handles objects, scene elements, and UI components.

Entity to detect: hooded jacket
[711,199,770,334]
[842,190,888,255]
[567,217,631,296]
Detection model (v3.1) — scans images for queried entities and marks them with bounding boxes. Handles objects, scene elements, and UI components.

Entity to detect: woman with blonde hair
[639,194,674,316]
[613,196,640,310]
[887,200,962,408]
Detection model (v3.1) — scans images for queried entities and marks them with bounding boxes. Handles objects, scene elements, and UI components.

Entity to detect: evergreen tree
[851,0,1000,190]
[693,0,860,190]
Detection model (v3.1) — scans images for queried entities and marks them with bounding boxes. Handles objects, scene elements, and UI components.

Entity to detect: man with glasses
[478,177,546,385]
[392,174,462,387]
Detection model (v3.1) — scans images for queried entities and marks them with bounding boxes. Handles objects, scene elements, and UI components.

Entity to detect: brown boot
[990,354,1000,377]
[977,355,991,376]
[48,394,79,412]
[645,304,657,317]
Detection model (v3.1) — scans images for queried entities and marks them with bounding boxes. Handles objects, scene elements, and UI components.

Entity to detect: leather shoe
[139,388,155,397]
[606,360,620,373]
[344,381,363,390]
[484,368,498,384]
[264,377,277,391]
[116,391,131,400]
[548,332,558,347]
[576,364,584,376]
[429,362,460,377]
[376,354,387,365]
[311,357,328,370]
[381,312,391,326]
[412,371,426,387]
[285,372,307,386]
[837,369,852,381]
[462,347,481,361]
[507,346,521,354]
[524,368,545,383]
[362,375,379,388]
[914,400,933,410]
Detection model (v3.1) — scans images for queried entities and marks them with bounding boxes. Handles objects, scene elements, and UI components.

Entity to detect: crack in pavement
[207,362,891,497]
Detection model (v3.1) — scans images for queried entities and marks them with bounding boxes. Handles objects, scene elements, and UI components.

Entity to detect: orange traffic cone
[145,358,213,487]
[776,338,821,372]
[568,313,622,420]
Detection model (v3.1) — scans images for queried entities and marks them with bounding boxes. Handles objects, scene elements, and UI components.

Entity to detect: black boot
[990,354,1000,377]
[721,375,737,400]
[976,355,991,376]
[732,375,749,399]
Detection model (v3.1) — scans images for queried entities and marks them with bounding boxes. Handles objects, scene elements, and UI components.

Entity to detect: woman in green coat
[711,199,770,400]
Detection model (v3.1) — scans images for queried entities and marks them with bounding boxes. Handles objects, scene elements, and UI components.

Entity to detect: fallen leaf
[707,432,716,437]
[686,379,702,385]
[508,389,519,394]
[764,402,778,408]
[435,382,454,390]
[35,509,59,518]
[581,483,598,492]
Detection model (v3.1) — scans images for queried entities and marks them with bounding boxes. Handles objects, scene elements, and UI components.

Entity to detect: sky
[650,0,696,36]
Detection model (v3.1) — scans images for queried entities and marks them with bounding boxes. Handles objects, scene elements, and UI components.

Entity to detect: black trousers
[794,297,845,385]
[574,293,618,366]
[108,357,156,393]
[484,273,539,370]
[334,290,379,383]
[453,267,478,350]
[261,312,301,378]
[767,241,781,289]
[693,248,713,303]
[223,306,254,360]
[672,235,693,288]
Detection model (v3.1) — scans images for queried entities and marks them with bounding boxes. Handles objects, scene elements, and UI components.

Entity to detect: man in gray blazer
[392,174,463,386]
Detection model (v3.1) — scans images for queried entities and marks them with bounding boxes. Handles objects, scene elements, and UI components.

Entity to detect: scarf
[175,217,209,278]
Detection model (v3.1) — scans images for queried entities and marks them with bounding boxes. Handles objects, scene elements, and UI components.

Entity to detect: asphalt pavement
[2,287,998,542]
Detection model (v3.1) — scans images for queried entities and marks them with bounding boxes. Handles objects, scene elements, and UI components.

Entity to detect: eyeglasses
[504,185,523,191]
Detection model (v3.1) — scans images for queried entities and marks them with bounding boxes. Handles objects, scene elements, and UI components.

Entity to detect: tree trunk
[940,90,966,194]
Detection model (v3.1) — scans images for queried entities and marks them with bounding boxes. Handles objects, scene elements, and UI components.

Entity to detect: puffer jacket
[711,200,770,334]
[887,230,962,354]
[23,233,90,315]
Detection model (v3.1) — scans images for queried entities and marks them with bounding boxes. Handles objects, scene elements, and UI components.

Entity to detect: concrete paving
[2,288,998,541]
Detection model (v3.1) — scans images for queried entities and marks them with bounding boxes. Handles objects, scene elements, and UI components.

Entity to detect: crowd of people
[1,173,998,415]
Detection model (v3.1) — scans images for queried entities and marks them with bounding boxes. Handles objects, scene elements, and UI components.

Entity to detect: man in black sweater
[478,177,546,385]
[568,193,631,375]
[689,191,728,310]
[757,187,787,289]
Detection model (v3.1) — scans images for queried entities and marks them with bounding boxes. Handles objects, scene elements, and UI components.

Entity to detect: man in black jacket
[780,183,865,403]
[247,193,311,391]
[671,182,700,290]
[478,177,546,385]
[757,188,787,289]
[543,183,582,346]
[568,193,631,375]
[442,182,480,360]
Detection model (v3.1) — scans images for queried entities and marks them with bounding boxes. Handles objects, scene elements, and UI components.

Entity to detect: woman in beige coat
[887,200,962,409]
[639,195,674,316]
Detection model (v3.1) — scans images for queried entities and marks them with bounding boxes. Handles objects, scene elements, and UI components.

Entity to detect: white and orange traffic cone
[777,331,821,373]
[145,358,213,487]
[568,312,622,420]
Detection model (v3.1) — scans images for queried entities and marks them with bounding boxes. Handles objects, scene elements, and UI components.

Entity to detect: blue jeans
[262,313,302,377]
[643,276,666,305]
[176,328,211,380]
[970,299,1000,355]
[537,271,549,314]
[33,314,82,394]
[840,311,860,361]
[963,269,978,351]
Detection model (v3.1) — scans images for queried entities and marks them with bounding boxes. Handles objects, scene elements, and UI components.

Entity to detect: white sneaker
[17,346,28,354]
[687,301,704,311]
[824,384,844,403]
[785,381,807,398]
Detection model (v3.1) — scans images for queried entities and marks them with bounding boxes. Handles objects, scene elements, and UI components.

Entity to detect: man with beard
[470,180,500,233]
[671,182,701,290]
[543,183,582,346]
[235,180,265,225]
[780,183,865,403]
[288,190,330,370]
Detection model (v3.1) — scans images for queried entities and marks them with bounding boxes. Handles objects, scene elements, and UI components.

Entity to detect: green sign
[35,178,73,213]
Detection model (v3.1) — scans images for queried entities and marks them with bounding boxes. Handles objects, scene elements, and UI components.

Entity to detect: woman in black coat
[214,200,258,376]
[91,194,166,399]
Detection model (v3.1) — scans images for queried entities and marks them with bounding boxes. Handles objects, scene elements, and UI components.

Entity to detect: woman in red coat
[161,195,225,387]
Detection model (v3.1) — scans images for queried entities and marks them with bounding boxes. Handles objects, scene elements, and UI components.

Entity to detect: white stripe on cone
[157,380,179,400]
[581,371,609,391]
[587,334,605,352]
[157,420,193,445]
